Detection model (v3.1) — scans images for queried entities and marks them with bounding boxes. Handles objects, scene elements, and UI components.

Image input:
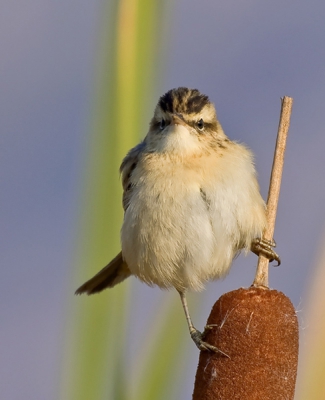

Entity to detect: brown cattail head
[193,287,299,400]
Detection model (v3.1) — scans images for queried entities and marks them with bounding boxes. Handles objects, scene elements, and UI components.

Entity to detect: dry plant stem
[253,96,293,287]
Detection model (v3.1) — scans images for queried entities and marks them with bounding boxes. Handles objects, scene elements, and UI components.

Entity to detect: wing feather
[120,142,145,211]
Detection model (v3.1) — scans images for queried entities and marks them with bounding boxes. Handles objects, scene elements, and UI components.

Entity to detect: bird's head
[145,87,226,156]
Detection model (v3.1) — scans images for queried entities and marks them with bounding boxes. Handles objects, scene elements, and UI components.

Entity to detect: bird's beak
[170,113,188,127]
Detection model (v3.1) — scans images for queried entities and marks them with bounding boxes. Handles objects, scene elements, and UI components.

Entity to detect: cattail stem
[253,96,293,287]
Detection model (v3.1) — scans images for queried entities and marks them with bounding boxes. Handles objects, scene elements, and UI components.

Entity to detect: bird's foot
[190,327,229,357]
[251,238,281,266]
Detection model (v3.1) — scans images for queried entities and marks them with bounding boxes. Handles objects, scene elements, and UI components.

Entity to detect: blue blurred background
[1,0,325,398]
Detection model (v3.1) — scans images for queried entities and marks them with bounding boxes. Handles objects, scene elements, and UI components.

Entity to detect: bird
[76,87,279,353]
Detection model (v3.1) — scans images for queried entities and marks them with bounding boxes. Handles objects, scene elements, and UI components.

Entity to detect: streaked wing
[120,142,145,211]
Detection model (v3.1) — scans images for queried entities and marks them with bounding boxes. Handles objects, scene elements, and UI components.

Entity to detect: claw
[178,290,229,357]
[190,328,229,357]
[251,238,281,266]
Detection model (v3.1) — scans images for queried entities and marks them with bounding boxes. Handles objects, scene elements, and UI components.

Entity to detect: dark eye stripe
[184,120,217,132]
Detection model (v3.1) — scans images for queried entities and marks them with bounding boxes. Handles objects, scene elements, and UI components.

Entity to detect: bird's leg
[251,238,281,266]
[178,290,228,356]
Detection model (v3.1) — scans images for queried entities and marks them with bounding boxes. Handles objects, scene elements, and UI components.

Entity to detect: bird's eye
[197,118,204,130]
[160,119,166,130]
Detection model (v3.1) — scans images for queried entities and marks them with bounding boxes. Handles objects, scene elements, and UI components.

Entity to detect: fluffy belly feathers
[120,154,245,291]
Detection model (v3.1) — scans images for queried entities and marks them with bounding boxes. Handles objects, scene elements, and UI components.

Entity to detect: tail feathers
[75,252,131,295]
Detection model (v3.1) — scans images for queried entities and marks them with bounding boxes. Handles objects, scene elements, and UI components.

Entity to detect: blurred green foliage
[59,1,193,399]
